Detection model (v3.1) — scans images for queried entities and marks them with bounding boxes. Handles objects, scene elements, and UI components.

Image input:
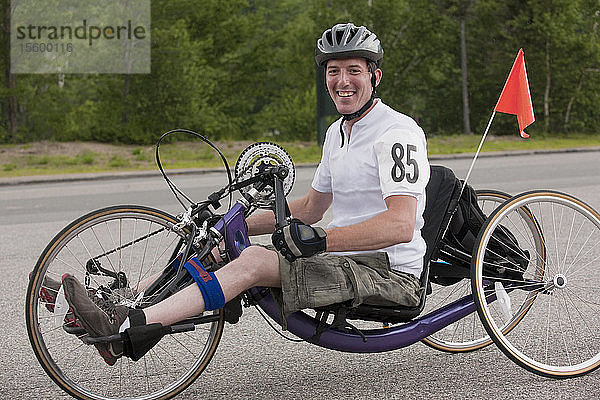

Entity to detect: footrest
[80,322,196,362]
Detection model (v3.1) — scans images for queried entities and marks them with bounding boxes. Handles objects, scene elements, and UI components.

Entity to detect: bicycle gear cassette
[234,142,295,208]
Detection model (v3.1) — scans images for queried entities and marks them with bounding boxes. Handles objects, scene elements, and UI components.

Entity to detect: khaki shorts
[270,249,423,319]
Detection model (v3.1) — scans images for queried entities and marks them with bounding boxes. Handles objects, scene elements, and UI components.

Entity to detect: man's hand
[272,218,327,262]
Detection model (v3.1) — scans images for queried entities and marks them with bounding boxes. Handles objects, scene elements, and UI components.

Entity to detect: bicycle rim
[472,191,600,378]
[26,205,224,400]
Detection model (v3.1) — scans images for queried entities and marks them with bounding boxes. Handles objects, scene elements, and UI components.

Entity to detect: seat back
[343,165,461,323]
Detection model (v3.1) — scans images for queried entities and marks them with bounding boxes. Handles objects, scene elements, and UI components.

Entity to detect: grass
[427,132,600,154]
[1,133,599,178]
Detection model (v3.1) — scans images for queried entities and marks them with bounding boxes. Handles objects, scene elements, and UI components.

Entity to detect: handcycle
[26,132,600,400]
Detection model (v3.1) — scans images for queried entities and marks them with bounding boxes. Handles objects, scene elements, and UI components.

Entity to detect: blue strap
[181,256,225,311]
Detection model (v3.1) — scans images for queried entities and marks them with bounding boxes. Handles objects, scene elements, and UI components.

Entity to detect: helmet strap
[338,90,375,148]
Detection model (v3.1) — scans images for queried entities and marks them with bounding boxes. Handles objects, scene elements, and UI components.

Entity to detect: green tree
[1,0,18,141]
[1,0,599,144]
[480,0,600,134]
[252,0,319,140]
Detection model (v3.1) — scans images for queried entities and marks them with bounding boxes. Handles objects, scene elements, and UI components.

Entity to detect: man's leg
[138,245,281,327]
[62,245,281,365]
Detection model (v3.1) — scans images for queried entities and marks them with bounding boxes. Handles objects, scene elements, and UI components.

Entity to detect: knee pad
[181,256,225,311]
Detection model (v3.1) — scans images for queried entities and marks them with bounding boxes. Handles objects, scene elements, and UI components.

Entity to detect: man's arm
[246,188,333,236]
[324,195,416,252]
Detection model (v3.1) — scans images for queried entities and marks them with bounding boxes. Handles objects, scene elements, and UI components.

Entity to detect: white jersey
[311,100,430,277]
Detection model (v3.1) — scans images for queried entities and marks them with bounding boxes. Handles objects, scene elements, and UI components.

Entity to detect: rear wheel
[472,190,600,378]
[26,205,224,400]
[422,190,541,353]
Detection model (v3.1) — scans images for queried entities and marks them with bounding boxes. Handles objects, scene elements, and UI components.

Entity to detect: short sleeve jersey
[311,100,430,277]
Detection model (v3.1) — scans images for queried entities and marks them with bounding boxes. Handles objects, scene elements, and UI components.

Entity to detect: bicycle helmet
[316,23,384,147]
[315,23,383,67]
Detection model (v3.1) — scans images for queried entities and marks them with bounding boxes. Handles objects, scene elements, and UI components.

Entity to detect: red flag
[494,49,535,138]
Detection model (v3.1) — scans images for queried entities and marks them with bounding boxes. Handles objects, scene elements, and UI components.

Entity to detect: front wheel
[26,205,224,400]
[472,191,600,378]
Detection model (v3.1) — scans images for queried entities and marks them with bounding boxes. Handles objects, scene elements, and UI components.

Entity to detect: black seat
[324,165,462,324]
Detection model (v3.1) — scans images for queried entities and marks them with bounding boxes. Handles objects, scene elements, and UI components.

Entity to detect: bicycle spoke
[27,206,224,400]
[472,191,600,377]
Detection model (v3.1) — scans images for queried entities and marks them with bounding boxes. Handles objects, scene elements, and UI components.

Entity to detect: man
[61,22,430,365]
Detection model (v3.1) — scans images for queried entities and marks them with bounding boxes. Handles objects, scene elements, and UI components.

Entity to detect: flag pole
[439,110,496,239]
[439,48,533,240]
[462,110,496,188]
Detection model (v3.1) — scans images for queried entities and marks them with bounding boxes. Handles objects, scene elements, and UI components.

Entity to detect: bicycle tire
[472,190,600,378]
[26,205,224,400]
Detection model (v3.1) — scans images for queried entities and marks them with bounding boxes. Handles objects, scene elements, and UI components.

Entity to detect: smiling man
[60,22,430,366]
[312,22,430,279]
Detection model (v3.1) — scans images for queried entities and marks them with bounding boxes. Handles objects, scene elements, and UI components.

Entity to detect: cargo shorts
[269,248,423,319]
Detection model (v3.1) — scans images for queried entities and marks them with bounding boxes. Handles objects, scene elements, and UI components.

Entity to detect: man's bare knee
[236,245,281,286]
[239,245,274,259]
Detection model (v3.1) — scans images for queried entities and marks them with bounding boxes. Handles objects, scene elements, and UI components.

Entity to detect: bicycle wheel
[422,189,541,353]
[472,190,600,378]
[26,205,225,400]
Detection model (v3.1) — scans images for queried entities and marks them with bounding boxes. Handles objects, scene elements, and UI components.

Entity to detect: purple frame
[213,203,252,260]
[249,288,478,352]
[216,200,479,353]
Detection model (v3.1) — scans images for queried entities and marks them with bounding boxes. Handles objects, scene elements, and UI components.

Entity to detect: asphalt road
[2,149,600,399]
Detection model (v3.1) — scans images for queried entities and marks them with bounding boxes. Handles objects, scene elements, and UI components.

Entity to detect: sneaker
[29,272,60,312]
[29,272,82,329]
[62,274,130,366]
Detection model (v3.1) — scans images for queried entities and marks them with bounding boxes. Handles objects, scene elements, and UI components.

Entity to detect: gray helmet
[315,23,383,66]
